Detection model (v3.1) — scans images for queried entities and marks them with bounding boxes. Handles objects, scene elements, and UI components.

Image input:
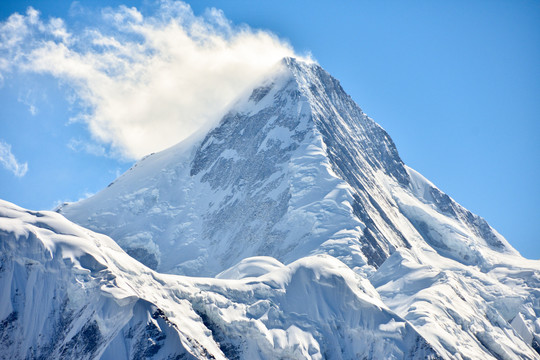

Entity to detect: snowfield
[2,57,539,359]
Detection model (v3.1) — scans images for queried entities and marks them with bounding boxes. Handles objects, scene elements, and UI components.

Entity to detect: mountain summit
[3,57,538,359]
[60,58,516,276]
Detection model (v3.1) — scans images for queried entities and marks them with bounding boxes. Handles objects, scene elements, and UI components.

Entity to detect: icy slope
[0,200,442,359]
[58,57,540,358]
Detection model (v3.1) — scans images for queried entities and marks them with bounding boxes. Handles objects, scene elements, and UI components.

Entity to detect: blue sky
[0,1,538,259]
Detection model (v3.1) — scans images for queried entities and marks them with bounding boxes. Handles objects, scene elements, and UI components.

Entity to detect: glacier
[1,57,539,359]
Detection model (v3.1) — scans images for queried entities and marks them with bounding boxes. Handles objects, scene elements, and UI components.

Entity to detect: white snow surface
[3,57,539,359]
[0,199,439,359]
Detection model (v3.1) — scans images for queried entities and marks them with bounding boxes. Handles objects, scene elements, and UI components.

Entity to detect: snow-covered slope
[0,200,442,359]
[60,58,517,277]
[56,57,540,359]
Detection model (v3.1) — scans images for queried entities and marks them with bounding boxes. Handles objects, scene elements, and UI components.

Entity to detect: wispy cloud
[0,2,307,160]
[67,138,108,157]
[17,90,41,115]
[0,140,28,177]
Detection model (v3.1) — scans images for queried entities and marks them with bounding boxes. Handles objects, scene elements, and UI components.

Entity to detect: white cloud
[0,2,308,160]
[29,104,37,115]
[67,138,108,157]
[0,140,28,177]
[17,90,40,115]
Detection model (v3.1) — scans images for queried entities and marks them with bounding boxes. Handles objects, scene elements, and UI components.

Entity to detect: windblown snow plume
[0,1,304,159]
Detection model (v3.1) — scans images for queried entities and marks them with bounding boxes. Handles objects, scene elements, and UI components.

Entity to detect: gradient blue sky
[0,1,538,259]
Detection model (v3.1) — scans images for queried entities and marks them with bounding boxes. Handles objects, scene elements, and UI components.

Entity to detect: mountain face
[60,58,515,277]
[1,57,539,359]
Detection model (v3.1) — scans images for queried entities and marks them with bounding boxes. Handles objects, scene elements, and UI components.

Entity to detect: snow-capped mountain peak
[27,57,540,358]
[60,57,516,276]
